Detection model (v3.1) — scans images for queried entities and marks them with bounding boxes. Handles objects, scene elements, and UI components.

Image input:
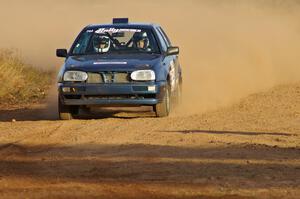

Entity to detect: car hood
[65,54,162,72]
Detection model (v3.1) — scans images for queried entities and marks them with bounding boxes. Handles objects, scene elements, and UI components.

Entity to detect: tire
[174,82,183,106]
[58,96,78,120]
[155,84,171,117]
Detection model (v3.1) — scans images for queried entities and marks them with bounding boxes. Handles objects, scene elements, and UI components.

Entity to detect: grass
[0,49,53,106]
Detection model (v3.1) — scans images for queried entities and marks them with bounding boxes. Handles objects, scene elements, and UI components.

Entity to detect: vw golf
[56,18,182,120]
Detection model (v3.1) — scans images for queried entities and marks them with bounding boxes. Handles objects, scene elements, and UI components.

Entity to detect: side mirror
[166,46,179,56]
[56,49,68,58]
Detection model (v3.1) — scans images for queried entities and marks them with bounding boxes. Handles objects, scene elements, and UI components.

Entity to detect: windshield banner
[95,28,141,34]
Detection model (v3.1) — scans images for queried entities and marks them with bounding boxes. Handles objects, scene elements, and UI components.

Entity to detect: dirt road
[0,82,299,198]
[0,1,300,198]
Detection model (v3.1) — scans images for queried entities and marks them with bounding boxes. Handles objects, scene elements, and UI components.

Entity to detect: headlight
[63,71,88,82]
[131,70,155,81]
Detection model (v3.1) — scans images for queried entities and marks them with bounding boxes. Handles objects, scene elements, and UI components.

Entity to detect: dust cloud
[0,0,300,114]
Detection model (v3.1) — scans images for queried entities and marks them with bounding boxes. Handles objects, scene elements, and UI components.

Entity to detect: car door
[155,26,181,92]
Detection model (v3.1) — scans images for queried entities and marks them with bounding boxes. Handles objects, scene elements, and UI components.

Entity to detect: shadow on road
[164,130,296,137]
[0,105,155,122]
[0,106,57,122]
[0,143,298,198]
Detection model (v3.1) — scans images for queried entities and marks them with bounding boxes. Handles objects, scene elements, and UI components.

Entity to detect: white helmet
[93,34,111,53]
[133,32,149,50]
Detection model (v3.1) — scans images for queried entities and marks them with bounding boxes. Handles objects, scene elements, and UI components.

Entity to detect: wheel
[58,96,78,120]
[174,82,183,106]
[155,84,171,117]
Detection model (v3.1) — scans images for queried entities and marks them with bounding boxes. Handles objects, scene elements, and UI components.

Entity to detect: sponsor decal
[93,62,127,65]
[95,28,141,34]
[169,60,176,92]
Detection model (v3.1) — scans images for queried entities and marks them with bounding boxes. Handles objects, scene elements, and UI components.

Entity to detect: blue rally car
[56,18,182,120]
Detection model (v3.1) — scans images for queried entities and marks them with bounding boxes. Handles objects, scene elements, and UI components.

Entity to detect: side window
[154,27,168,52]
[158,27,172,47]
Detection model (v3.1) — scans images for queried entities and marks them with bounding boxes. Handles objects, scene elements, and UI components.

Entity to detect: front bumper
[58,81,167,106]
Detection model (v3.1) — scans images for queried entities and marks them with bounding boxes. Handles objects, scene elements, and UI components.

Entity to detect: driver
[132,32,151,51]
[93,34,111,53]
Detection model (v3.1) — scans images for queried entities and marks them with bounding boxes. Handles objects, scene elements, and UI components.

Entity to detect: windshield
[71,27,160,55]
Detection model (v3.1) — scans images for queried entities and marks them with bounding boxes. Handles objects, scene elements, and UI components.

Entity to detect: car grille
[87,72,131,84]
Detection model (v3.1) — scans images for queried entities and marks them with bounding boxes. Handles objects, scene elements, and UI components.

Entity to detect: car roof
[86,23,160,29]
